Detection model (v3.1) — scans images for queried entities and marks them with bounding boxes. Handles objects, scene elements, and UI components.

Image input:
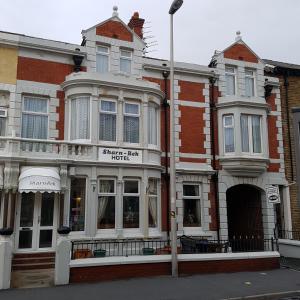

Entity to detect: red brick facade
[56,91,65,140]
[224,43,259,63]
[96,20,133,42]
[178,81,205,102]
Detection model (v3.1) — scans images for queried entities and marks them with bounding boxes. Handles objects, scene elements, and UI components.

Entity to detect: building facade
[0,7,291,287]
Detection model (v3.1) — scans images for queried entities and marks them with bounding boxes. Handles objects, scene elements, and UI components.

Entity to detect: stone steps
[12,252,55,271]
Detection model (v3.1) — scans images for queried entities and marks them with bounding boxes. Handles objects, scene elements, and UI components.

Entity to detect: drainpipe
[162,70,170,240]
[283,72,295,181]
[209,77,220,242]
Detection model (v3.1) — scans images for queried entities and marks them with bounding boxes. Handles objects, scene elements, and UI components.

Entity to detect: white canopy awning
[19,167,61,193]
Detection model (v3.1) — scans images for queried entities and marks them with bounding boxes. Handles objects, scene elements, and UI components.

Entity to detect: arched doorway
[226,184,264,251]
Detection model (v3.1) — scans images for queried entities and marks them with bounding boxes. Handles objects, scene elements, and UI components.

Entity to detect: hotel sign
[98,147,143,164]
[266,185,280,204]
[19,175,60,193]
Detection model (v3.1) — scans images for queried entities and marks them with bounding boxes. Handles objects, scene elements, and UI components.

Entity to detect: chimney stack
[128,12,145,39]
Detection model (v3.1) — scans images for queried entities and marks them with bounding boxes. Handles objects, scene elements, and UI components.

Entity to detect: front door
[15,192,58,251]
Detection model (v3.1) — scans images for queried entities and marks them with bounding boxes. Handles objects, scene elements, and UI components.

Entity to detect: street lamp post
[169,0,183,277]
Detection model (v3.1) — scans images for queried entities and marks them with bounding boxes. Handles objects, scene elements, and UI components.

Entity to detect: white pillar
[283,186,292,231]
[0,235,12,290]
[55,234,71,286]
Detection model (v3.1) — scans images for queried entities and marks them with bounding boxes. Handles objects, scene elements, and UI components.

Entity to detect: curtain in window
[96,54,108,73]
[149,196,157,227]
[124,116,139,143]
[226,74,235,95]
[148,106,157,145]
[195,198,201,226]
[99,114,116,141]
[0,118,5,136]
[120,58,131,73]
[252,115,261,153]
[22,114,48,139]
[241,115,249,152]
[24,97,47,113]
[71,97,90,140]
[224,127,234,152]
[245,77,254,97]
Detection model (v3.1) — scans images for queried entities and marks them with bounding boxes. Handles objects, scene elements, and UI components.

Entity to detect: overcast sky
[1,0,300,65]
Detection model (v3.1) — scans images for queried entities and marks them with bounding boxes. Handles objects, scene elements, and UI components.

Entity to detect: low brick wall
[69,253,280,284]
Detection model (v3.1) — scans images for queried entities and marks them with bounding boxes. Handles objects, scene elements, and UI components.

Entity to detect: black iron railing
[70,236,278,260]
[277,230,300,240]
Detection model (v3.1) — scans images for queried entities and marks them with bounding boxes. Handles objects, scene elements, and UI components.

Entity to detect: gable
[224,43,258,63]
[96,20,133,42]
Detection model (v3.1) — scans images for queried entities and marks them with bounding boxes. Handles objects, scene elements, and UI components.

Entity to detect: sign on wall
[98,147,143,164]
[266,185,280,204]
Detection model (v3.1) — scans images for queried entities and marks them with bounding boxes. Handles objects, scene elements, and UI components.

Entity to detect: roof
[263,59,300,71]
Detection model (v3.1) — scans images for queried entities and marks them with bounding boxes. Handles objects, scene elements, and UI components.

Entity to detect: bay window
[70,96,90,140]
[96,46,109,73]
[148,178,158,228]
[183,184,201,227]
[123,180,139,228]
[245,69,255,97]
[148,104,158,146]
[223,115,235,153]
[99,100,117,141]
[21,96,48,139]
[69,178,86,232]
[241,114,262,153]
[98,179,116,229]
[120,49,132,74]
[124,102,140,143]
[225,66,236,96]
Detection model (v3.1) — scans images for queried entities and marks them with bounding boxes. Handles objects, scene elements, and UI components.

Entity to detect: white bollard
[55,233,71,285]
[0,235,12,289]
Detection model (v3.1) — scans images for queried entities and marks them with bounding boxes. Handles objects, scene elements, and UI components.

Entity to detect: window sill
[182,228,212,237]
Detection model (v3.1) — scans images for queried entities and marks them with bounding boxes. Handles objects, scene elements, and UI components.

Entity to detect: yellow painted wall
[0,46,18,85]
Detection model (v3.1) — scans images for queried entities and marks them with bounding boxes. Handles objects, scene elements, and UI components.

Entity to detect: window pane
[149,196,157,228]
[148,106,157,145]
[224,127,234,152]
[183,198,201,227]
[125,103,139,115]
[69,178,86,231]
[120,58,131,73]
[245,77,254,97]
[241,115,249,152]
[101,101,116,112]
[124,116,139,143]
[224,115,233,126]
[98,196,115,229]
[96,54,108,73]
[99,113,116,141]
[252,115,262,153]
[121,50,132,58]
[97,46,109,54]
[24,97,47,113]
[123,196,139,228]
[40,193,54,226]
[148,178,157,195]
[71,97,90,140]
[20,193,34,227]
[124,180,139,194]
[183,185,199,197]
[226,74,235,95]
[21,114,47,139]
[0,118,6,136]
[39,230,53,248]
[99,180,115,193]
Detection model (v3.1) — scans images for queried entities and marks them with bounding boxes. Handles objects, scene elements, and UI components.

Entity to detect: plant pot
[93,249,106,257]
[142,247,155,255]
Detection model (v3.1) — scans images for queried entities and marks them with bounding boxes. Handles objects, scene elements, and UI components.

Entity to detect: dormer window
[245,69,255,97]
[120,49,132,74]
[96,46,109,73]
[225,66,236,96]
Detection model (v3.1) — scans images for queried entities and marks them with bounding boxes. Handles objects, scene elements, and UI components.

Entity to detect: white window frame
[97,178,117,232]
[245,68,256,97]
[148,178,158,229]
[99,99,117,143]
[241,114,262,155]
[148,103,159,148]
[223,114,235,154]
[120,49,132,74]
[123,102,140,145]
[21,96,49,140]
[182,183,203,234]
[225,66,236,96]
[69,95,91,143]
[0,108,7,137]
[96,45,110,73]
[122,179,141,232]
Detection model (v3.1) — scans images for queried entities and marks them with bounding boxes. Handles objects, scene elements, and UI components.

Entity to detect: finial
[235,30,242,42]
[112,6,118,17]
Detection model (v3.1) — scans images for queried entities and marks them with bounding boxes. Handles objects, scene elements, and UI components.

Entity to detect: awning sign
[266,185,280,204]
[98,147,142,164]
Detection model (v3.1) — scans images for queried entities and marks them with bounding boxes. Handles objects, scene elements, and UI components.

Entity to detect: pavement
[1,267,300,300]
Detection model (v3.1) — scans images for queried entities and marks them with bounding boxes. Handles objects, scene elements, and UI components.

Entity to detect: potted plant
[93,249,106,257]
[142,247,155,255]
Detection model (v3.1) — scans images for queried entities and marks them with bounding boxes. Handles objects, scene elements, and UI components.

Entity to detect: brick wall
[279,75,300,230]
[224,43,258,63]
[96,20,133,42]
